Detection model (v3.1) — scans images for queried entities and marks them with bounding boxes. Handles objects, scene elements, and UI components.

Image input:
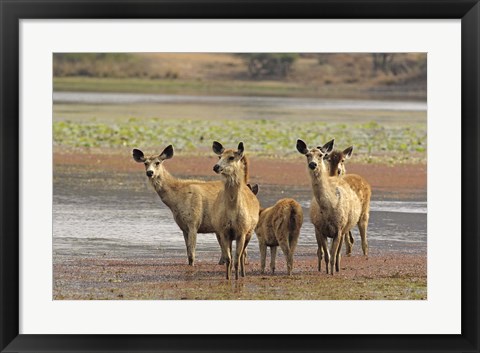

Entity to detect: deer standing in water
[325,146,371,256]
[212,141,259,280]
[249,185,303,275]
[133,145,224,266]
[296,139,361,274]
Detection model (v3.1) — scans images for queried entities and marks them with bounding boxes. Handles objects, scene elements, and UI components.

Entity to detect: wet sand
[53,150,427,300]
[53,251,426,300]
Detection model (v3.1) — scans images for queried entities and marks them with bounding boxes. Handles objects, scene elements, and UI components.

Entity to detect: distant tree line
[371,53,426,76]
[317,53,426,78]
[238,53,299,79]
[53,53,142,78]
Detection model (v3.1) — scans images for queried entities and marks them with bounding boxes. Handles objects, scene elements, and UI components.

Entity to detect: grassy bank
[53,118,426,164]
[54,76,423,100]
[53,77,312,97]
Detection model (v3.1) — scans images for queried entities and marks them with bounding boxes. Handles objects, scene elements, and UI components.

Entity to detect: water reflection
[53,91,427,112]
[53,182,427,260]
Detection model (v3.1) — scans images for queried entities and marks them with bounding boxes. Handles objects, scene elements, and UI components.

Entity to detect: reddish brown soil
[53,149,427,300]
[54,149,426,198]
[53,251,427,300]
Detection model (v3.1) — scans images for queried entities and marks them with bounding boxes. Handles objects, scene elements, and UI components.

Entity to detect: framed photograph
[1,1,479,352]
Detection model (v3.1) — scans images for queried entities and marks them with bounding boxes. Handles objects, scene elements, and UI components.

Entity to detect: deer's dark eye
[229,156,234,161]
[218,156,221,159]
[144,162,148,166]
[155,161,160,166]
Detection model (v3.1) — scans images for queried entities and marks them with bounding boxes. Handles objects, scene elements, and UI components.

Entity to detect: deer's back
[336,178,362,232]
[192,180,224,232]
[342,174,371,215]
[163,179,223,233]
[257,198,303,246]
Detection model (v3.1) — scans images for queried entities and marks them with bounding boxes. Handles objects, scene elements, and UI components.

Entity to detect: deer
[249,184,303,275]
[212,141,259,280]
[296,138,362,275]
[325,146,371,257]
[132,145,224,266]
[325,146,353,177]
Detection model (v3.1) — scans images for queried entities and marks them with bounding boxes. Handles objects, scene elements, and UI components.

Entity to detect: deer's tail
[288,202,302,243]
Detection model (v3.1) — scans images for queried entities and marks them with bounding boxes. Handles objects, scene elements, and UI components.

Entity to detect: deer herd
[133,138,371,280]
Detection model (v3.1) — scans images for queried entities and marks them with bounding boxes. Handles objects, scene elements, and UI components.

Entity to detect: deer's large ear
[320,139,335,154]
[343,146,353,159]
[212,141,224,155]
[132,149,145,163]
[247,183,259,195]
[296,139,308,155]
[160,145,174,160]
[237,142,245,157]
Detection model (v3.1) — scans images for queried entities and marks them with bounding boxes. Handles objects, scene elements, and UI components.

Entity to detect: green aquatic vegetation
[53,118,427,163]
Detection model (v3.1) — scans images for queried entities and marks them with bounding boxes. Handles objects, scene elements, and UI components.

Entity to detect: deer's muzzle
[213,164,222,173]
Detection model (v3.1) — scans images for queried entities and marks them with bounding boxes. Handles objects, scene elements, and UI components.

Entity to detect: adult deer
[132,145,223,266]
[325,146,371,256]
[296,139,361,274]
[212,141,259,280]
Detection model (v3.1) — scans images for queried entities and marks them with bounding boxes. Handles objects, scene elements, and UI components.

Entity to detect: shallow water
[53,91,426,112]
[53,181,427,261]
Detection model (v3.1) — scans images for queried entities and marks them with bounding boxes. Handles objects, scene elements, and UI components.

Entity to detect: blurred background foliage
[53,53,427,163]
[53,53,426,98]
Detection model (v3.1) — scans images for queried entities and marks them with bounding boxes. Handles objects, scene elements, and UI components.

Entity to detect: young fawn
[249,185,303,275]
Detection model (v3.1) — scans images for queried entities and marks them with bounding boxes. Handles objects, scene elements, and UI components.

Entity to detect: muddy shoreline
[53,250,427,300]
[53,150,427,300]
[54,149,427,200]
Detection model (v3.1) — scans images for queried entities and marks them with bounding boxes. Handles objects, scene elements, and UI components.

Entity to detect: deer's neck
[150,167,178,204]
[311,164,339,209]
[222,169,245,206]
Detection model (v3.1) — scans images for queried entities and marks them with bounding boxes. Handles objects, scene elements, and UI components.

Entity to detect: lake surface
[53,180,427,261]
[53,91,427,112]
[52,92,427,261]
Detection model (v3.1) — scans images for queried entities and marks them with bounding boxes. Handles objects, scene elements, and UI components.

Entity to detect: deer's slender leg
[315,228,325,272]
[216,233,226,265]
[278,239,292,275]
[182,230,194,266]
[336,233,344,272]
[240,231,252,277]
[270,246,277,274]
[219,234,232,280]
[329,232,342,275]
[234,235,246,280]
[345,231,354,256]
[358,216,369,257]
[259,241,267,274]
[186,229,197,266]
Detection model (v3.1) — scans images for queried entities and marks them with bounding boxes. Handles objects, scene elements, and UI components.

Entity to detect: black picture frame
[1,1,479,352]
